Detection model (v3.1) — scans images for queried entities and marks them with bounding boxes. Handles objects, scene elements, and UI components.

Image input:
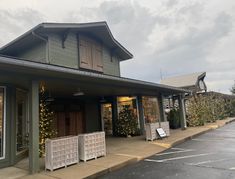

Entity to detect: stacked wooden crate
[45,136,79,171]
[145,123,159,141]
[145,121,170,141]
[94,132,106,157]
[78,131,106,162]
[161,121,170,136]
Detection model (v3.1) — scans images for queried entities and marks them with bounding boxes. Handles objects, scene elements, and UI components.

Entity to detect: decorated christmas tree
[39,85,57,157]
[116,105,139,136]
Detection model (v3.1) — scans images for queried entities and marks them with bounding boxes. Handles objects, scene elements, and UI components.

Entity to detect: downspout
[32,31,49,63]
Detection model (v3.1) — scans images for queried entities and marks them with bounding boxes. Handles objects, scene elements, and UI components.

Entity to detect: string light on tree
[39,84,57,157]
[116,105,139,137]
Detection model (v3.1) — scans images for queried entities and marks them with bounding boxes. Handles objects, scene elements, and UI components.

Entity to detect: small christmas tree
[116,105,139,136]
[39,85,57,157]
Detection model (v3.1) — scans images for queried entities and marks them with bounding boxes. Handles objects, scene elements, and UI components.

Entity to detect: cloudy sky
[0,0,235,94]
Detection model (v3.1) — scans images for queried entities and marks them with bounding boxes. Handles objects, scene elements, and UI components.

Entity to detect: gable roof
[161,72,206,88]
[0,21,133,60]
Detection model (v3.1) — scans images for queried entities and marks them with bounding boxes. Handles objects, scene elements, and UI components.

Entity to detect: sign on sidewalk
[156,128,167,138]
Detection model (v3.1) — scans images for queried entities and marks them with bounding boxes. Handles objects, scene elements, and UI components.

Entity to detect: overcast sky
[0,0,234,94]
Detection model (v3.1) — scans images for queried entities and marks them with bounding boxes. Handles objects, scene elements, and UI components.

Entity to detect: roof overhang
[0,22,133,60]
[0,55,190,96]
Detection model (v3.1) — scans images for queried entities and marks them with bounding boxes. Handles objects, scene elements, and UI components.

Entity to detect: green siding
[17,42,47,63]
[102,46,120,76]
[6,31,122,76]
[48,32,78,69]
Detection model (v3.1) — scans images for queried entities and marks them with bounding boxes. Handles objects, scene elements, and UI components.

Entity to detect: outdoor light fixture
[73,88,84,96]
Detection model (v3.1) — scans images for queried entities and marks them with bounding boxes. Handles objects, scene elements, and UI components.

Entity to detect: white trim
[0,86,6,160]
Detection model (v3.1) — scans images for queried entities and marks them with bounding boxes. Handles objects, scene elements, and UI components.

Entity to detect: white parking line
[217,129,235,132]
[171,147,190,151]
[186,159,227,166]
[155,149,195,156]
[145,153,214,163]
[192,138,235,142]
[230,167,235,170]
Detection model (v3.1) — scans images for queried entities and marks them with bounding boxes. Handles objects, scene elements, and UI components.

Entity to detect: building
[0,22,188,173]
[161,72,207,94]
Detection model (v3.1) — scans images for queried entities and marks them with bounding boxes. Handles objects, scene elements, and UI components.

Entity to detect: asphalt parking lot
[99,122,235,179]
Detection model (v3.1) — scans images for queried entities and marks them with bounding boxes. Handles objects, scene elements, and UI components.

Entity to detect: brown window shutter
[92,42,103,72]
[79,36,92,70]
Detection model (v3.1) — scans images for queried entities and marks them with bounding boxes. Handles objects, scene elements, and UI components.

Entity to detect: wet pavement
[99,122,235,179]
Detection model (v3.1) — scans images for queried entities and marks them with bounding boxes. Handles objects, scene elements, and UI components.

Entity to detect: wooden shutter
[79,36,92,70]
[92,41,103,72]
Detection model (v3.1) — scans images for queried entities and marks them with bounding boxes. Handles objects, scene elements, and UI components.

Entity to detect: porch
[0,56,188,173]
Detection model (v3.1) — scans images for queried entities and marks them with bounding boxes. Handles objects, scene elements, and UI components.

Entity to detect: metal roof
[161,72,206,88]
[0,21,133,60]
[0,55,189,95]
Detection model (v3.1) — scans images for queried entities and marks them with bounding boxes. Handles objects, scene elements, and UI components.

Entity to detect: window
[79,35,103,72]
[16,90,29,153]
[0,87,5,159]
[142,96,160,123]
[117,96,140,127]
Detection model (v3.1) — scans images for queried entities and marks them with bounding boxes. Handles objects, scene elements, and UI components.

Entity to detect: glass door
[101,103,113,135]
[16,90,29,154]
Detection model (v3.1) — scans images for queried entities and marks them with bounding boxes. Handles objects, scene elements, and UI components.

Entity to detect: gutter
[32,31,50,63]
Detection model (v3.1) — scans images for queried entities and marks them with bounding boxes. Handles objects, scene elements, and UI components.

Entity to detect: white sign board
[156,128,167,138]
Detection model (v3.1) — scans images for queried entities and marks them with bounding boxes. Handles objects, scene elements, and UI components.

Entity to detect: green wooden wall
[48,32,79,69]
[103,47,120,76]
[17,42,47,63]
[13,31,121,76]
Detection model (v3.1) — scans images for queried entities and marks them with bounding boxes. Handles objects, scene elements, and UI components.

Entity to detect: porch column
[137,96,145,135]
[158,93,167,125]
[29,80,39,173]
[178,94,187,130]
[112,96,118,136]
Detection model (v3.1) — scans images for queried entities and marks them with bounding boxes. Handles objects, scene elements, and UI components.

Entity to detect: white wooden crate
[145,122,170,141]
[161,121,170,136]
[78,131,106,162]
[45,136,79,171]
[145,123,159,141]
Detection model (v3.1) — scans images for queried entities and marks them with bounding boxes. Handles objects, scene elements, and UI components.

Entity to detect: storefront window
[142,96,160,123]
[117,96,140,127]
[101,103,113,135]
[0,87,5,158]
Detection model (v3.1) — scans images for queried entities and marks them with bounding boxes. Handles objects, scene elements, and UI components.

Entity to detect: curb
[225,118,235,125]
[85,158,137,179]
[169,128,214,147]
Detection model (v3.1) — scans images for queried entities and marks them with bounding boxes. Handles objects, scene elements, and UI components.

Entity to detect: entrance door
[56,111,84,136]
[16,90,29,154]
[101,103,113,135]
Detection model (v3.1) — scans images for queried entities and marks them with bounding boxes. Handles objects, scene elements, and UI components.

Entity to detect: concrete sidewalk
[1,117,235,179]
